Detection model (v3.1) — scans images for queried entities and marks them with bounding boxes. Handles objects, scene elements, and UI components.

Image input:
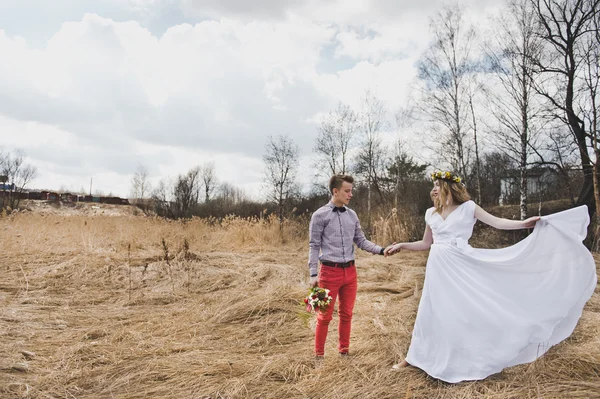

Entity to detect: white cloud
[0,0,501,198]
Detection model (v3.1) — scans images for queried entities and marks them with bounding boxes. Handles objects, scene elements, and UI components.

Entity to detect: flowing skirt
[405,206,597,383]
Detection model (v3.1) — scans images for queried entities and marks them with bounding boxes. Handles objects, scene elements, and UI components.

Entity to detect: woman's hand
[523,216,540,229]
[384,243,403,256]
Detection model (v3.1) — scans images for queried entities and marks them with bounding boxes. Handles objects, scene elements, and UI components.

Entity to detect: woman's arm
[384,224,433,256]
[474,204,539,230]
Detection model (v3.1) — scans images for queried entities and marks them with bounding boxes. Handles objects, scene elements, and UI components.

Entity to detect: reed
[0,211,598,399]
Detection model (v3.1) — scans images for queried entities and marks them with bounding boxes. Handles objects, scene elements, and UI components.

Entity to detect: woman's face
[431,180,440,199]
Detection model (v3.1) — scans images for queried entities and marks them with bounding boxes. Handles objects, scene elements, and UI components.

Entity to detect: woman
[385,171,597,383]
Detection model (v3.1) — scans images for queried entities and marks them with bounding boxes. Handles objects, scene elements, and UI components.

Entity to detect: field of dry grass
[1,204,599,398]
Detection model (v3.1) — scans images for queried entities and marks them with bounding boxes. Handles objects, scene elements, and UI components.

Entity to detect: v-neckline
[438,201,466,223]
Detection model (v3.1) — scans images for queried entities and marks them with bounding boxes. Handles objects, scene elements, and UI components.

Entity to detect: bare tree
[0,149,37,209]
[355,90,388,233]
[467,80,484,204]
[216,181,248,205]
[546,128,581,199]
[314,102,358,177]
[151,178,174,218]
[581,9,600,246]
[485,0,545,219]
[394,106,416,208]
[173,166,202,218]
[417,4,476,179]
[263,134,299,229]
[201,161,217,202]
[530,0,600,211]
[152,167,202,219]
[130,163,152,203]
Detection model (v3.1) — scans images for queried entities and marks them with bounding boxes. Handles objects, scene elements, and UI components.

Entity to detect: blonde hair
[433,179,471,214]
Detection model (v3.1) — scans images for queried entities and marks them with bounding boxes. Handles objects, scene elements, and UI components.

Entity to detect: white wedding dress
[404,200,597,383]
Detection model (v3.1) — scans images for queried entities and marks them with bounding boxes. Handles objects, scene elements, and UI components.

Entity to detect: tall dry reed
[0,210,598,399]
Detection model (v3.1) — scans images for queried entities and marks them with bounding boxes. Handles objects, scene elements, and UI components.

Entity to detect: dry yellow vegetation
[1,206,599,398]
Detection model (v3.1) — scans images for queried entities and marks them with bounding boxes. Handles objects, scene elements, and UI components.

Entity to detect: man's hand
[309,276,319,287]
[384,243,402,257]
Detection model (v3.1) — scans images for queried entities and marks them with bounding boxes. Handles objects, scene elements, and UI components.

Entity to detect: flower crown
[431,170,462,184]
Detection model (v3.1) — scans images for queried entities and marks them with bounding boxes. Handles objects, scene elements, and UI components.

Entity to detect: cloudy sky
[0,0,499,199]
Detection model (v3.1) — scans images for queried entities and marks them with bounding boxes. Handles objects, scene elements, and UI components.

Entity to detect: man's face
[333,181,353,205]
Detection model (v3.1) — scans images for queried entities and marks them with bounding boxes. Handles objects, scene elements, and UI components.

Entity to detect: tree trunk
[567,61,594,211]
[469,95,482,204]
[278,197,284,234]
[593,161,600,250]
[367,181,372,235]
[519,166,528,220]
[575,134,595,213]
[592,98,600,250]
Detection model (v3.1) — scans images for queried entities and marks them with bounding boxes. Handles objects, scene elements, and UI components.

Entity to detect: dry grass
[0,206,599,399]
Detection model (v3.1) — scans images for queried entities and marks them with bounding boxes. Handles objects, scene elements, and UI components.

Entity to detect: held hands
[523,216,541,229]
[384,242,402,257]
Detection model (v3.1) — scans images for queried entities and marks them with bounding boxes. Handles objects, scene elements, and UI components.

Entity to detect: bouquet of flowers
[304,287,333,313]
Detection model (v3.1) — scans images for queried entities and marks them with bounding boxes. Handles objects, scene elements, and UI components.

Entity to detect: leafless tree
[201,161,217,202]
[314,102,358,178]
[216,181,248,205]
[130,163,152,203]
[355,90,388,233]
[485,0,545,219]
[580,9,600,246]
[530,0,600,211]
[393,105,416,208]
[151,178,174,218]
[152,167,202,219]
[467,80,484,205]
[173,166,202,218]
[0,149,37,209]
[416,4,476,179]
[263,134,299,229]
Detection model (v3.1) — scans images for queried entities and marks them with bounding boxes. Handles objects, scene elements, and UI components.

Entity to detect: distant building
[499,168,558,205]
[40,191,60,201]
[60,193,79,202]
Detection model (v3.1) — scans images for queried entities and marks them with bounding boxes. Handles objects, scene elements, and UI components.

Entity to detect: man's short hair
[329,174,354,194]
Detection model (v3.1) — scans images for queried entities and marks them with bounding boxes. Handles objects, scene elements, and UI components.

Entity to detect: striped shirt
[308,201,383,276]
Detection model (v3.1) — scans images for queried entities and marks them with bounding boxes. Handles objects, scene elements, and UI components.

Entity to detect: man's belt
[321,260,355,268]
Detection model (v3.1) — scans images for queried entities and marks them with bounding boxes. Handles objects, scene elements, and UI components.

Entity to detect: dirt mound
[15,200,144,217]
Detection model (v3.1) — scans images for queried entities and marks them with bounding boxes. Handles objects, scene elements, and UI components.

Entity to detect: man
[308,174,388,358]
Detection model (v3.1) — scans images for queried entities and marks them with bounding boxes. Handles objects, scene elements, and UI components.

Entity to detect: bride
[384,171,597,383]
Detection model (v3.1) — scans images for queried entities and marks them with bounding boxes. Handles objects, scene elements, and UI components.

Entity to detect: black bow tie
[333,206,346,213]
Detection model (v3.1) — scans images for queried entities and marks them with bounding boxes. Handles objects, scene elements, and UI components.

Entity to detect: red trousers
[315,264,358,356]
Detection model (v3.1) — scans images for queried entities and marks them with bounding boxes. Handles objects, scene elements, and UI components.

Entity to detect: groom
[308,174,388,357]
